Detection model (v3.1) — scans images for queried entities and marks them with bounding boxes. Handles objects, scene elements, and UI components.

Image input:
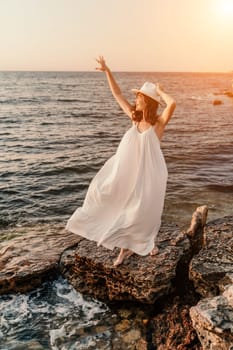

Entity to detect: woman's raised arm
[95,56,133,119]
[156,83,176,126]
[153,83,176,140]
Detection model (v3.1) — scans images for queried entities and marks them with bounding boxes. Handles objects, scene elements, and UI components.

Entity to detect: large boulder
[0,223,82,294]
[189,216,233,350]
[60,223,191,304]
[189,217,233,298]
[190,279,233,350]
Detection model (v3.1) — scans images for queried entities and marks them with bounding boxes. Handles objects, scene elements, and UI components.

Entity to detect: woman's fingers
[95,58,102,69]
[95,55,106,71]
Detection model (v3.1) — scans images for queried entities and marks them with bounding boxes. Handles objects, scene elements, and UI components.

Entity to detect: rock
[60,206,208,304]
[189,216,233,350]
[219,273,233,294]
[149,293,202,350]
[114,319,131,332]
[2,340,45,350]
[190,283,233,350]
[122,329,141,344]
[0,223,82,294]
[212,99,223,105]
[223,91,233,98]
[187,205,208,253]
[60,222,192,303]
[136,339,148,350]
[189,216,233,298]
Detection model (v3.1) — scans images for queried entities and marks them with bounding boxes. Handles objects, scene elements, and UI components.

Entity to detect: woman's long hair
[132,94,159,125]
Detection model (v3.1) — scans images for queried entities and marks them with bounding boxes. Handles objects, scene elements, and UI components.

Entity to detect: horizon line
[0,69,232,74]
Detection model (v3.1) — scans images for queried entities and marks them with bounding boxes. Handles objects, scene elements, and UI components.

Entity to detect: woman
[66,56,176,266]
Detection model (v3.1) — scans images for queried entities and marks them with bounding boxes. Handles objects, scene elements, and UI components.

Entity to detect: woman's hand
[95,55,108,72]
[155,83,164,96]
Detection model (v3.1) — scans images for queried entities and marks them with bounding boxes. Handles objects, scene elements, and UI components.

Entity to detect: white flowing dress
[66,122,168,256]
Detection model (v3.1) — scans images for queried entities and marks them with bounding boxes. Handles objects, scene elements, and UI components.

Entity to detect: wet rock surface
[60,223,190,304]
[0,223,82,294]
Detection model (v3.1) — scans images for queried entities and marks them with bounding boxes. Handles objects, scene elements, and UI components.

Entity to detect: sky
[0,0,233,72]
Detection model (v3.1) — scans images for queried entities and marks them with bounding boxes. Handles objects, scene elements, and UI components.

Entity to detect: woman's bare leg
[113,248,134,266]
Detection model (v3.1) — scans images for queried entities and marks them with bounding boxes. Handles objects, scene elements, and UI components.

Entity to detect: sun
[217,0,233,17]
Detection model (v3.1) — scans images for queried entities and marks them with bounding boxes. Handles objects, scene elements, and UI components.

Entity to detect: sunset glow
[0,0,233,72]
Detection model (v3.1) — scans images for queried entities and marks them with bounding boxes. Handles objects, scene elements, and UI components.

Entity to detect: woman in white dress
[66,56,176,266]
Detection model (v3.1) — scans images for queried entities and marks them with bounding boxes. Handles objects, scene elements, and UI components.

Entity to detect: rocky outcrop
[0,206,219,349]
[190,282,233,350]
[189,217,233,350]
[189,217,233,298]
[187,205,208,254]
[0,223,82,294]
[60,223,191,303]
[0,206,208,304]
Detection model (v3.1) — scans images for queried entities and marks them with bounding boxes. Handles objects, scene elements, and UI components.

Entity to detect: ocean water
[0,277,113,350]
[0,71,233,229]
[0,71,233,348]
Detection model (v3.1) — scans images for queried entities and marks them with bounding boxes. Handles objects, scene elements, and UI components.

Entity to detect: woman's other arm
[154,84,176,140]
[96,56,133,119]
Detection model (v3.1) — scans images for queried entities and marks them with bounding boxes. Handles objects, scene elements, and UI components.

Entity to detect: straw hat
[131,82,161,104]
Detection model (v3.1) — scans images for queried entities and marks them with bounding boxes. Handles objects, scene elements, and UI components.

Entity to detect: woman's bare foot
[113,248,134,266]
[150,246,159,256]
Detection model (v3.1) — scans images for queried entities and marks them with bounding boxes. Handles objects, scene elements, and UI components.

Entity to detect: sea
[0,71,233,349]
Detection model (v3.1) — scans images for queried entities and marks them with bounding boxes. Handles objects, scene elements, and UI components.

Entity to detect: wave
[0,217,12,228]
[57,98,88,103]
[41,165,97,177]
[0,277,109,348]
[39,183,88,196]
[0,98,18,104]
[205,184,233,193]
[0,97,50,104]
